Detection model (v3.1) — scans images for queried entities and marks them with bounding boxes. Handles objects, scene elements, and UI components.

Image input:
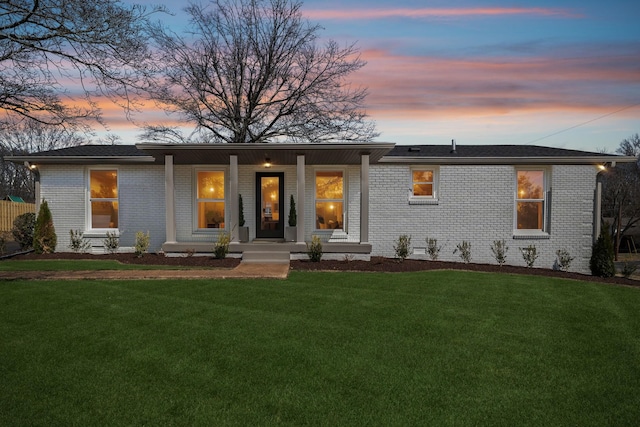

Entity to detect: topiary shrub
[69,229,91,253]
[213,232,230,259]
[590,225,616,277]
[135,231,150,258]
[394,234,411,261]
[491,239,509,266]
[555,248,574,272]
[453,241,472,263]
[238,194,245,227]
[426,237,442,261]
[12,212,35,250]
[288,195,297,227]
[33,200,56,254]
[103,231,119,254]
[307,235,323,262]
[519,244,538,268]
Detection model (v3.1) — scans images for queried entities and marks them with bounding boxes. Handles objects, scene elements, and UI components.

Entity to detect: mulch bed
[4,252,638,287]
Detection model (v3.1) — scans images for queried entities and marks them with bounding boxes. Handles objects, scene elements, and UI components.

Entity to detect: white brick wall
[40,164,166,253]
[369,163,597,273]
[40,160,598,273]
[40,165,85,251]
[118,165,165,251]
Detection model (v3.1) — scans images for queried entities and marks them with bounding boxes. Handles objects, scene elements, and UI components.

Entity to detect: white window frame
[87,167,119,232]
[314,168,346,231]
[513,167,550,238]
[193,168,227,232]
[409,166,439,205]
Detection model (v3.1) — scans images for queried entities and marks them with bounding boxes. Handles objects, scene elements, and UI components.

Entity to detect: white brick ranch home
[8,142,634,273]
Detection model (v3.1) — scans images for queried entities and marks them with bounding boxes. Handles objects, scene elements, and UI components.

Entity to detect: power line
[525,103,640,145]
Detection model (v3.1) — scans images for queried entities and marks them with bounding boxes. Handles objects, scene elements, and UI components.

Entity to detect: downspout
[34,169,41,212]
[594,171,603,242]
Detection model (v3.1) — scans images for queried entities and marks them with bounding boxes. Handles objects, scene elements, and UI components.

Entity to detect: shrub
[490,239,509,266]
[0,235,5,255]
[394,234,411,261]
[238,194,245,227]
[12,212,35,250]
[135,231,150,258]
[33,200,56,254]
[288,195,297,227]
[307,235,323,262]
[555,248,574,272]
[453,241,471,263]
[103,231,120,254]
[590,225,616,277]
[621,262,637,279]
[520,245,538,268]
[426,237,442,261]
[69,229,91,253]
[213,232,230,259]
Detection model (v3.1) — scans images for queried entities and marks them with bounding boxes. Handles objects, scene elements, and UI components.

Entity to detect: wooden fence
[0,200,36,232]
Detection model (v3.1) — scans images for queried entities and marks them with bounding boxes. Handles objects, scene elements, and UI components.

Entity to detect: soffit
[135,142,396,165]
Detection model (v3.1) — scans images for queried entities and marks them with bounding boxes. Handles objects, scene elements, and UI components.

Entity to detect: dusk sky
[110,0,640,152]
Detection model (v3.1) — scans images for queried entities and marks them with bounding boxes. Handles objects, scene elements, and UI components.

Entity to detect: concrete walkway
[0,262,290,281]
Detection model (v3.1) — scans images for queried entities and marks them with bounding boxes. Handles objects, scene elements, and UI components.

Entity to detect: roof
[6,142,397,166]
[4,144,155,165]
[383,144,635,165]
[4,142,635,166]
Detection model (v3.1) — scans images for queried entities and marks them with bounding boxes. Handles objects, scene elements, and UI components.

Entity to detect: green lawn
[1,271,639,425]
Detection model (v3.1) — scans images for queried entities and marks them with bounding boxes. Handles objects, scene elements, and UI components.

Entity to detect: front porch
[138,142,394,256]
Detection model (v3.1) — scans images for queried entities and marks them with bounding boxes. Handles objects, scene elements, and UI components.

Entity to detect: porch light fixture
[264,157,272,168]
[597,164,607,171]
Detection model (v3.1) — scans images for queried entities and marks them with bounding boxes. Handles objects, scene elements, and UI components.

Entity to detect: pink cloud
[354,49,638,120]
[304,7,582,21]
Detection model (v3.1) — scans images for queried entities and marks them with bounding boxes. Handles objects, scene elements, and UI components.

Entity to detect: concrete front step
[242,250,290,264]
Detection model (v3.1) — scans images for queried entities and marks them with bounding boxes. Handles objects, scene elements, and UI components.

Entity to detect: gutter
[379,155,638,165]
[4,155,157,164]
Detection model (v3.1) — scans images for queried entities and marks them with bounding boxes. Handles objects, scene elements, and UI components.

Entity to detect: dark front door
[256,172,284,239]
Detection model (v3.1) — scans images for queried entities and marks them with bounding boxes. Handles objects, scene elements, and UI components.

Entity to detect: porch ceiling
[135,142,396,165]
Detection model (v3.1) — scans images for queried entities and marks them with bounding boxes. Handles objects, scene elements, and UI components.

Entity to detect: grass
[1,271,639,425]
[0,259,199,271]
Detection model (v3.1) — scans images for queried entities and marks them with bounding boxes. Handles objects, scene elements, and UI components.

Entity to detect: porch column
[165,155,177,243]
[296,154,305,244]
[229,155,239,243]
[360,154,370,244]
[33,168,41,212]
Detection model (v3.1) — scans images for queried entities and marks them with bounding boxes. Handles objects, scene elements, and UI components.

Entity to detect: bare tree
[617,133,640,158]
[601,134,640,258]
[0,0,163,129]
[0,119,90,201]
[145,0,377,143]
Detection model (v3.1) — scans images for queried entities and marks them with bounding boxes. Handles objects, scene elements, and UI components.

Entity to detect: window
[196,171,225,229]
[412,169,435,197]
[89,169,118,229]
[516,170,546,231]
[409,167,439,204]
[315,171,344,230]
